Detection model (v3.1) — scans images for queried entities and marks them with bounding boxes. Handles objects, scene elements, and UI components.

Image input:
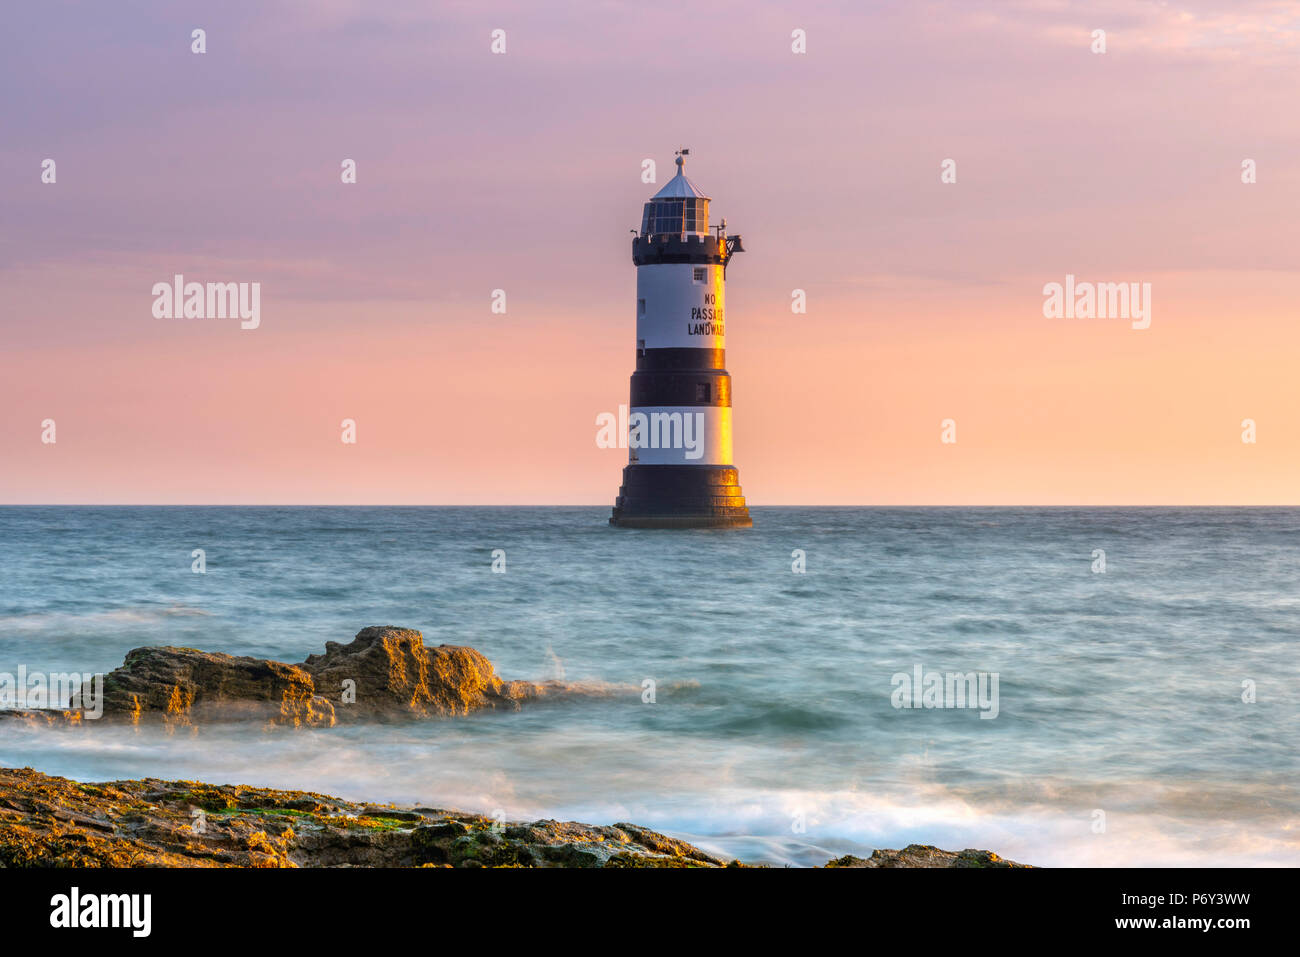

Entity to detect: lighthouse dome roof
[652,155,709,200]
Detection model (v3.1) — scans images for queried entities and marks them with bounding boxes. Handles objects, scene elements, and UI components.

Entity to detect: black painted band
[636,348,726,371]
[629,370,730,407]
[610,464,752,527]
[632,235,726,267]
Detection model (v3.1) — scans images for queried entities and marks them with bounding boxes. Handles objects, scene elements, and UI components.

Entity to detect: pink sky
[2,0,1298,504]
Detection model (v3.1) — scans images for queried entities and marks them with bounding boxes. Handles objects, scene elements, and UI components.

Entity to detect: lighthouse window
[642,198,710,238]
[695,383,711,402]
[637,298,646,316]
[693,267,706,283]
[640,198,712,237]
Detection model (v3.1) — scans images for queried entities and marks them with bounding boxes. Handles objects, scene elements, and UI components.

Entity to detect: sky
[2,0,1298,504]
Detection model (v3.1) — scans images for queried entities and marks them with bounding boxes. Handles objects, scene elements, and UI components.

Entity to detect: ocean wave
[6,724,1296,867]
[0,604,211,630]
[532,679,637,699]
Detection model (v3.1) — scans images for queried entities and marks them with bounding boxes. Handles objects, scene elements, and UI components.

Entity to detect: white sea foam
[0,604,210,630]
[7,722,1296,868]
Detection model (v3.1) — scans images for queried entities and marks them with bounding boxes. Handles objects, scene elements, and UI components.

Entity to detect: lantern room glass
[640,198,710,238]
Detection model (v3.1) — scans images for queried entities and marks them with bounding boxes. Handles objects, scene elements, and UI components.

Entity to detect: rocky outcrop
[74,646,335,729]
[825,844,1030,868]
[9,626,551,728]
[0,768,1029,868]
[0,768,727,868]
[301,626,545,720]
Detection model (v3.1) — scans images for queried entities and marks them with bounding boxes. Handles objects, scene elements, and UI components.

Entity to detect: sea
[0,506,1296,867]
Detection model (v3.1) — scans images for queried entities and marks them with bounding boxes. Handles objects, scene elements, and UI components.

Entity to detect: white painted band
[626,405,732,465]
[636,263,725,351]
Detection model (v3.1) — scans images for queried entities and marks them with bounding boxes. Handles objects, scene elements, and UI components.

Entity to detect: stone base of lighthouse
[609,465,752,529]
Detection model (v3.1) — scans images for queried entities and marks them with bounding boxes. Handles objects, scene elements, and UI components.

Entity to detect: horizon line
[3,503,1299,509]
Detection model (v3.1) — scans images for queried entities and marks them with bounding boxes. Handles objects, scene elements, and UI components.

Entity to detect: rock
[419,821,472,839]
[612,822,725,866]
[5,626,550,727]
[825,843,1031,868]
[0,768,730,868]
[300,626,545,721]
[69,646,335,728]
[0,768,1029,869]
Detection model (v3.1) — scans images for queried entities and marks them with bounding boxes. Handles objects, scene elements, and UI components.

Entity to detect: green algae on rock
[825,845,1031,868]
[0,767,1030,869]
[0,767,725,868]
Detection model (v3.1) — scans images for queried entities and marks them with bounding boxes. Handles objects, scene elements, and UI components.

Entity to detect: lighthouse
[609,150,752,529]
